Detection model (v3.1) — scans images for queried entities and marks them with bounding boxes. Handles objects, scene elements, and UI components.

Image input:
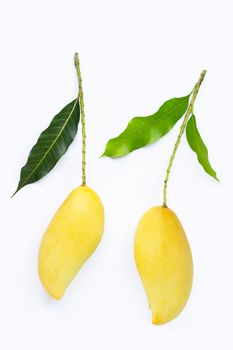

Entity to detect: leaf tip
[11,188,19,198]
[100,152,106,158]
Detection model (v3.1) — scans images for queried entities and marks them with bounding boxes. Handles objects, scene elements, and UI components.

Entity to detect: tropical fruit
[134,206,193,324]
[38,185,104,300]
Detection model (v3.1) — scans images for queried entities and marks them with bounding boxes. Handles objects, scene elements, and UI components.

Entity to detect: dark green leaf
[186,114,219,181]
[13,99,80,196]
[102,95,190,157]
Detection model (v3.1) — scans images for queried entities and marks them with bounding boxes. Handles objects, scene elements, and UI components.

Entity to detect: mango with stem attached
[38,53,104,299]
[134,70,206,324]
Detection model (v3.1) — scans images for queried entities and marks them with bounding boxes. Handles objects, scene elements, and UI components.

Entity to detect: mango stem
[162,70,207,207]
[74,52,86,186]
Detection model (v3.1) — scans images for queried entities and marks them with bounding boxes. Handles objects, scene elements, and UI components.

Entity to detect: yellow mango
[38,185,104,300]
[134,206,193,325]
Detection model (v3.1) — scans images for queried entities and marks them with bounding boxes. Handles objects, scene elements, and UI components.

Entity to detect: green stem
[162,69,207,207]
[74,52,86,186]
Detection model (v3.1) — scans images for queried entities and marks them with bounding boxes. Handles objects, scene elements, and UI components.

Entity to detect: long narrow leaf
[13,99,80,196]
[186,114,219,181]
[102,95,190,157]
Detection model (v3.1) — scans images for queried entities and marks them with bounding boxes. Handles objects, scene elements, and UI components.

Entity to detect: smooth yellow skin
[134,206,193,325]
[38,185,104,300]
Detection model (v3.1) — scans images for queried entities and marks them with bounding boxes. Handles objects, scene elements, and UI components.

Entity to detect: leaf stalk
[162,70,206,207]
[74,52,86,185]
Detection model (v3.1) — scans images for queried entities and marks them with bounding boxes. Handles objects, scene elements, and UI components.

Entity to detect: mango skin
[38,185,104,300]
[134,206,193,325]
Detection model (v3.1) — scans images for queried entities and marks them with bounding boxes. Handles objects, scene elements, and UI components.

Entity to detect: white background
[0,0,232,349]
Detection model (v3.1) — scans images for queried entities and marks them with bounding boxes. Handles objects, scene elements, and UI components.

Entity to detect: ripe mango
[38,185,104,300]
[134,206,193,324]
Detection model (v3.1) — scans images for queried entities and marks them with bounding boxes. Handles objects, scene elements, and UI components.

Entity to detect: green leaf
[13,99,80,196]
[102,95,190,157]
[186,114,219,181]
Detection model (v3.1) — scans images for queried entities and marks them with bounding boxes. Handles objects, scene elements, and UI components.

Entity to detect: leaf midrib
[191,116,206,161]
